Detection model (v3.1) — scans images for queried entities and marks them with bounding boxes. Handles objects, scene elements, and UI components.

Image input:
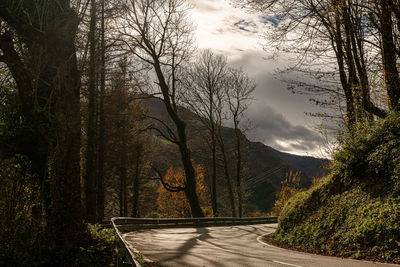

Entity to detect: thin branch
[145,114,178,143]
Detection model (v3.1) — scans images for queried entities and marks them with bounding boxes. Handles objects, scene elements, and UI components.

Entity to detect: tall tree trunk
[179,131,205,218]
[380,0,400,110]
[352,21,385,119]
[333,5,356,128]
[0,3,83,257]
[346,0,386,119]
[153,60,204,218]
[132,145,142,218]
[46,10,83,253]
[342,2,363,122]
[208,87,218,217]
[85,0,98,223]
[97,0,106,222]
[119,159,125,216]
[211,132,218,217]
[217,128,236,217]
[120,131,128,217]
[234,125,243,218]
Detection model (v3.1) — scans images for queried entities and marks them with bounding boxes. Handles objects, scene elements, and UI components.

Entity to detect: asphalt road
[123,224,399,267]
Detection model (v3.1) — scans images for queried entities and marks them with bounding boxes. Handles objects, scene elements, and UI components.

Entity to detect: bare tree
[234,0,400,133]
[215,92,237,217]
[182,50,228,217]
[120,0,204,217]
[97,0,106,222]
[226,67,256,218]
[76,0,127,222]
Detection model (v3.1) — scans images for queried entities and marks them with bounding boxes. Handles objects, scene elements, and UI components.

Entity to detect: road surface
[123,224,398,267]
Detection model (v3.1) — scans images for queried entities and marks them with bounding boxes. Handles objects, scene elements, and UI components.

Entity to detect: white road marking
[273,260,304,267]
[256,234,274,248]
[256,234,304,267]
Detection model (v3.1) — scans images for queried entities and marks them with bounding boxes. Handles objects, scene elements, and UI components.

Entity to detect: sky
[189,0,327,157]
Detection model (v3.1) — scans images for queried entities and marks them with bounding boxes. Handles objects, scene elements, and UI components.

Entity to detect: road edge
[256,232,400,266]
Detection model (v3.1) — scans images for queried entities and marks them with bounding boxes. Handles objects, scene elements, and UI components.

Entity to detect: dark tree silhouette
[0,0,82,255]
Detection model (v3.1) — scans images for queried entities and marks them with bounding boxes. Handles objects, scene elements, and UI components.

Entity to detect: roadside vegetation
[235,0,400,263]
[269,171,305,216]
[2,0,399,265]
[271,113,400,264]
[79,224,119,266]
[269,171,320,217]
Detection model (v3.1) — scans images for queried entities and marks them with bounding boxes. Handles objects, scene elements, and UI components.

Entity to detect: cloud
[247,105,324,154]
[227,50,325,155]
[189,0,264,52]
[188,1,327,156]
[191,0,223,13]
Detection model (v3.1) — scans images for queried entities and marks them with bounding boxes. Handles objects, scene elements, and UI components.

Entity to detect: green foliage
[77,223,119,266]
[333,113,400,194]
[0,84,20,137]
[87,223,118,247]
[0,81,48,265]
[274,113,400,263]
[0,156,41,265]
[275,185,400,262]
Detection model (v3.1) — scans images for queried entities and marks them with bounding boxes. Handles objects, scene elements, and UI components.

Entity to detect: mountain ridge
[144,97,328,213]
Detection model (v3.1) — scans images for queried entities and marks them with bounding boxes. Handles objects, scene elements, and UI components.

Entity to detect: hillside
[144,97,327,213]
[271,148,329,178]
[271,113,400,264]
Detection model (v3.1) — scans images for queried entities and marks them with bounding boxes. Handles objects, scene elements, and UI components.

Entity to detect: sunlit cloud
[189,0,263,53]
[188,0,325,156]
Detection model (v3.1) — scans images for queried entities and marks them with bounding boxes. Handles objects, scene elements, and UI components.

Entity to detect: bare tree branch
[150,164,185,192]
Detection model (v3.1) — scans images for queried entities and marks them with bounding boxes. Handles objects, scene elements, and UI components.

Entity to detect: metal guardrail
[111,216,278,267]
[111,217,142,267]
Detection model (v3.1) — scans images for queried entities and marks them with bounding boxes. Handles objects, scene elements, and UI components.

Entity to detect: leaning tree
[120,0,204,217]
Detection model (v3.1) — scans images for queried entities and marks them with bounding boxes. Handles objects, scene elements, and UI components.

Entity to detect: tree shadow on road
[126,225,280,266]
[162,225,277,266]
[163,227,209,256]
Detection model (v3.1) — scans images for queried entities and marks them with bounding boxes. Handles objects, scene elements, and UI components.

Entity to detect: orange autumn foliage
[157,164,212,218]
[270,171,304,216]
[270,171,322,216]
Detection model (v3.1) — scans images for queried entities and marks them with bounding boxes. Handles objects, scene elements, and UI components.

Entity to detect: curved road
[123,224,398,267]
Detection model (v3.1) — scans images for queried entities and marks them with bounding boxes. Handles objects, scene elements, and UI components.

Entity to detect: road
[123,224,398,267]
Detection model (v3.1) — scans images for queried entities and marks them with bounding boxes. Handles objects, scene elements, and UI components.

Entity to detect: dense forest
[0,0,286,264]
[1,0,399,265]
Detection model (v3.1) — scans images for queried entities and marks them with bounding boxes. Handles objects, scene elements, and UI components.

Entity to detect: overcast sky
[189,0,326,157]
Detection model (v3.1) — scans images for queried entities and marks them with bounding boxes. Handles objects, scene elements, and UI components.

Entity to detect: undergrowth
[273,112,400,264]
[77,223,119,266]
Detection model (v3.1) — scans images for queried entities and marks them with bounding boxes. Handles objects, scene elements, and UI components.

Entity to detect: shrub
[270,171,305,216]
[77,223,119,266]
[0,156,41,265]
[332,112,400,194]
